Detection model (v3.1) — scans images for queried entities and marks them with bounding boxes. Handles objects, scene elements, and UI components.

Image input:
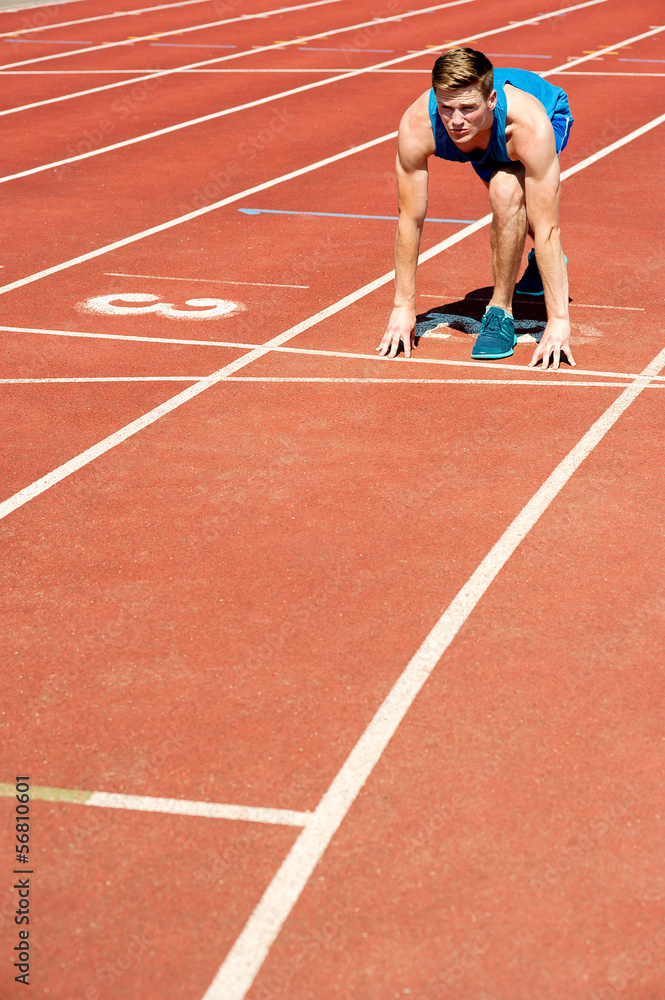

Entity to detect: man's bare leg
[484,166,527,314]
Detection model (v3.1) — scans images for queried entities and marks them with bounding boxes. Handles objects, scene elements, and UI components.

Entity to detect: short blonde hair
[431,47,494,99]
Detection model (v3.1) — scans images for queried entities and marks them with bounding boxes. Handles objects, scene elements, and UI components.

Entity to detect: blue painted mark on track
[298,46,394,52]
[485,52,552,58]
[619,57,665,63]
[150,42,237,49]
[238,209,478,223]
[4,38,94,44]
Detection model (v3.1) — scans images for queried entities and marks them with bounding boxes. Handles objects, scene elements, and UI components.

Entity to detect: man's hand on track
[377,305,416,359]
[528,317,576,370]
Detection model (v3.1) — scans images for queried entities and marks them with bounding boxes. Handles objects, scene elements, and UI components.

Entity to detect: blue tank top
[428,68,572,171]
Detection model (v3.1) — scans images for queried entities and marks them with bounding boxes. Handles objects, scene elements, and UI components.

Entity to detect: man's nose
[451,110,465,124]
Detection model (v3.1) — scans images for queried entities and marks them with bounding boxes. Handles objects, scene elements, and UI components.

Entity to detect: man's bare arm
[377,99,431,359]
[509,94,576,369]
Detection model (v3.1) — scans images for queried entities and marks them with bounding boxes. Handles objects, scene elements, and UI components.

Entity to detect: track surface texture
[0,0,664,998]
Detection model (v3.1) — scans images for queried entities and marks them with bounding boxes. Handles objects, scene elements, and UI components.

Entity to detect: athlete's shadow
[414,286,550,347]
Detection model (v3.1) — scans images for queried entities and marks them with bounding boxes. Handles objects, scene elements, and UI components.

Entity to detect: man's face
[434,85,496,145]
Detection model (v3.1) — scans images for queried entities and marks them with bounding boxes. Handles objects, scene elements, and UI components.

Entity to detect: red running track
[0,0,664,998]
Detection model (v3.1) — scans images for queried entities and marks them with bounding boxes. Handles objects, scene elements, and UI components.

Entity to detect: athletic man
[377,48,576,369]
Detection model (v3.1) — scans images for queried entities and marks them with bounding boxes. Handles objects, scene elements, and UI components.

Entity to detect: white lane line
[205,341,665,1000]
[0,109,662,522]
[0,376,202,382]
[0,0,608,179]
[570,303,646,310]
[0,1,479,134]
[227,376,663,387]
[0,780,310,824]
[0,0,89,12]
[420,294,646,311]
[0,67,432,73]
[4,1,652,133]
[555,70,665,76]
[541,24,665,75]
[3,325,664,383]
[4,40,656,298]
[0,0,474,77]
[0,0,306,38]
[0,0,346,70]
[561,111,665,180]
[9,67,664,76]
[0,0,88,12]
[0,131,400,293]
[103,271,310,288]
[86,792,310,826]
[9,375,661,388]
[0,322,260,349]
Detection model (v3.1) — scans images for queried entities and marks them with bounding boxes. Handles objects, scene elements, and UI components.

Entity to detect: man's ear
[487,89,497,111]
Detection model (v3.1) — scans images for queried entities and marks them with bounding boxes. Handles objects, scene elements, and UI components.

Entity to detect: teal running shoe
[471,306,516,360]
[516,249,568,296]
[515,248,543,296]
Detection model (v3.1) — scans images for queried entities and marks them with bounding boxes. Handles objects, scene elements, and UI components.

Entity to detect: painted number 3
[80,293,245,320]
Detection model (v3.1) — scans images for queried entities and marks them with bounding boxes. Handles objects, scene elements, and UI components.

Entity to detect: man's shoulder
[504,83,551,126]
[398,91,436,165]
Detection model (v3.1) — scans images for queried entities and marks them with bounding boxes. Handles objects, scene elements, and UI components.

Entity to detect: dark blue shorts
[472,114,573,183]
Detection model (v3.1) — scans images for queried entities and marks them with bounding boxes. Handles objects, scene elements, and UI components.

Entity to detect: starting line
[0,783,310,826]
[2,324,665,383]
[4,376,665,389]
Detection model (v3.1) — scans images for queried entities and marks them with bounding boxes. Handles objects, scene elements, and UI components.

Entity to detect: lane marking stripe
[6,10,656,115]
[6,37,93,44]
[0,0,346,69]
[419,295,646,310]
[205,343,665,999]
[237,208,478,222]
[0,131,402,292]
[0,0,246,38]
[0,0,89,12]
[0,376,204,382]
[0,0,475,83]
[2,325,664,382]
[0,14,650,294]
[0,782,90,803]
[0,0,610,177]
[6,376,663,388]
[0,110,663,525]
[0,1,481,130]
[87,793,310,826]
[3,68,665,76]
[229,375,665,389]
[0,783,310,825]
[103,272,310,288]
[556,71,665,76]
[226,377,664,387]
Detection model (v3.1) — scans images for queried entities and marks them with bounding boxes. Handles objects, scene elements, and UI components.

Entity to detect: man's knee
[488,169,525,220]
